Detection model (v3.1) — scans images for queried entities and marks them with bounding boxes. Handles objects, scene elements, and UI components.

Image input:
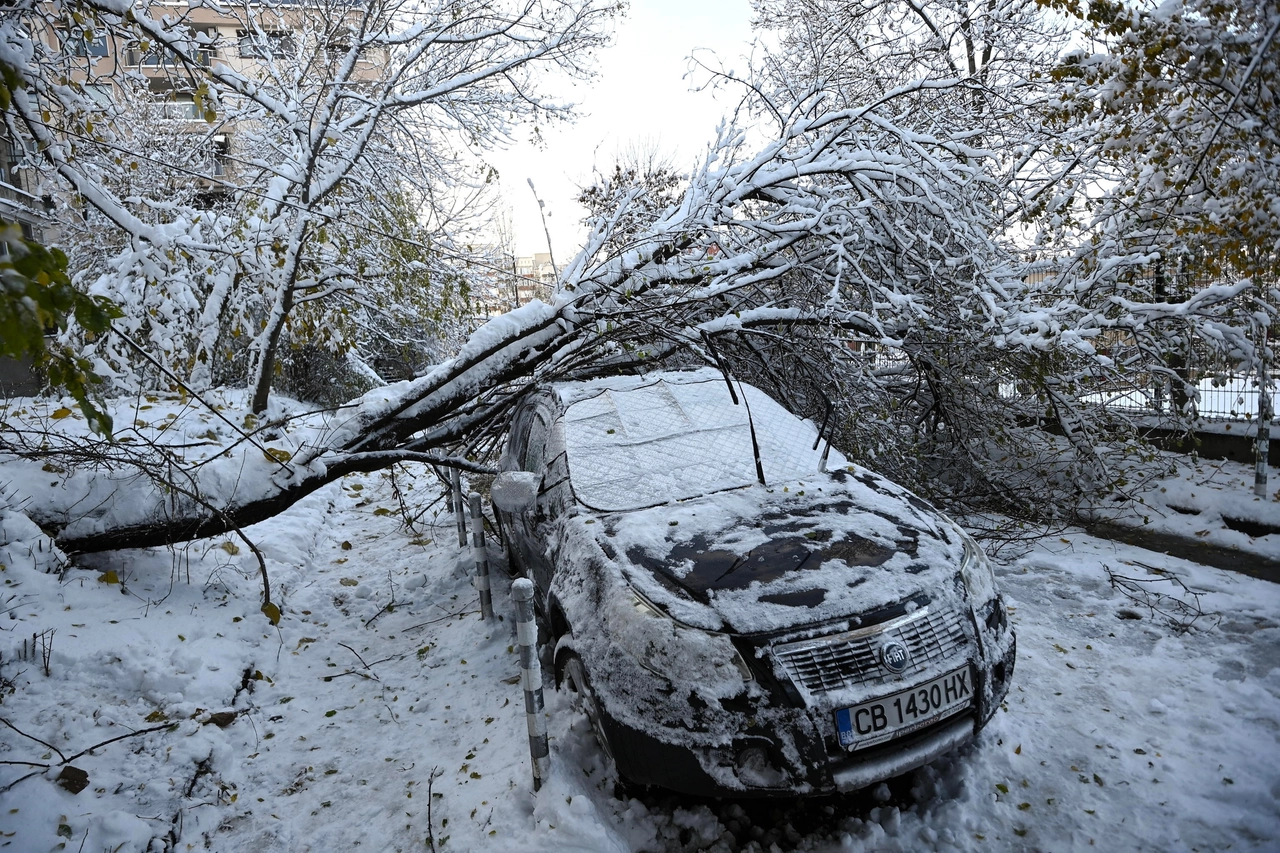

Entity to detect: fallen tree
[17,88,1036,552]
[11,82,1257,560]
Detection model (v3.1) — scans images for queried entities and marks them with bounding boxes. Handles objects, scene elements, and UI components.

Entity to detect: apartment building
[6,2,385,223]
[0,131,49,241]
[514,252,555,302]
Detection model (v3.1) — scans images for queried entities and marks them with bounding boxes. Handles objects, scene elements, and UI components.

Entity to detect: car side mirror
[491,471,540,514]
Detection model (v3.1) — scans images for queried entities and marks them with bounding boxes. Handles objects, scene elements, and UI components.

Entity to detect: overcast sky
[485,0,758,262]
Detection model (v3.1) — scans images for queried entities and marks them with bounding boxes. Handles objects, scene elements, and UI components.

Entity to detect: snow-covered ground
[1,396,1279,852]
[1101,455,1280,564]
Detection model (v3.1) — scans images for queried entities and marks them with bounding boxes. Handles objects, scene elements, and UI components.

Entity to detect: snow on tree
[1026,0,1280,415]
[8,0,1267,577]
[1,0,620,411]
[750,0,1073,200]
[11,77,1127,559]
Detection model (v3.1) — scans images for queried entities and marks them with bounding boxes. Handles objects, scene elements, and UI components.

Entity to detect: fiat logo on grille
[880,640,910,674]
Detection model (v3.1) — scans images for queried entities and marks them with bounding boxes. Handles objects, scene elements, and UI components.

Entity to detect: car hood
[595,466,967,635]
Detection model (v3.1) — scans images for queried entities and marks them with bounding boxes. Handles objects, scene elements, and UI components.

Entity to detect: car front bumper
[593,636,1016,798]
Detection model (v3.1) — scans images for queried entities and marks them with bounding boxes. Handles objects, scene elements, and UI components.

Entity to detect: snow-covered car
[491,369,1015,797]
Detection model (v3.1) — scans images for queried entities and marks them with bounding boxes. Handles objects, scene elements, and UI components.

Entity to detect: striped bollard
[511,579,549,791]
[451,468,466,548]
[469,493,494,621]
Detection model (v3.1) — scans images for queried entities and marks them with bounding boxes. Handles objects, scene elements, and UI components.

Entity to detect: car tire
[561,653,614,763]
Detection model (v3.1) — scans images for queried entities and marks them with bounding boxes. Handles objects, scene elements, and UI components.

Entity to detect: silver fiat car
[492,369,1015,796]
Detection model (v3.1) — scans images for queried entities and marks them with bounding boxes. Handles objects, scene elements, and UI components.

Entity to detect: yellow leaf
[98,570,119,584]
[263,448,292,464]
[261,602,281,625]
[51,407,74,419]
[220,541,241,555]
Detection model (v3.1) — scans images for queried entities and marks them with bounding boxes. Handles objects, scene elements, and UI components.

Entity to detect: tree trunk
[250,285,294,414]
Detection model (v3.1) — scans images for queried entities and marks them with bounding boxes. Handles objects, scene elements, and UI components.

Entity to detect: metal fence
[1084,373,1278,423]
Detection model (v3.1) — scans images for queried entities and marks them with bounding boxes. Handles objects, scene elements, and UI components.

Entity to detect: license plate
[835,667,972,750]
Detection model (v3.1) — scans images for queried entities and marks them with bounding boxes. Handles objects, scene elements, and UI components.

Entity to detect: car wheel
[561,653,614,763]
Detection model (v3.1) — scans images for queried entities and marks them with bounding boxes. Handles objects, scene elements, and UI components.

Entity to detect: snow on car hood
[595,465,966,635]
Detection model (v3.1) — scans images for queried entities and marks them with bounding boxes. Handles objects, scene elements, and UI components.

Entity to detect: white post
[511,579,549,791]
[469,493,493,621]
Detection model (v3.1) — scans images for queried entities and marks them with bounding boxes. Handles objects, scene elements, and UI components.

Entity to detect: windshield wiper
[813,392,834,473]
[700,330,766,486]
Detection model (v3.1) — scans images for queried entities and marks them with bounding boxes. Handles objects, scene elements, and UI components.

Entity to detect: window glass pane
[83,84,114,107]
[68,32,109,57]
[522,414,549,474]
[159,95,198,120]
[237,31,293,59]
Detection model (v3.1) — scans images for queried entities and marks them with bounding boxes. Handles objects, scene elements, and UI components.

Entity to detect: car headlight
[609,589,754,697]
[959,534,997,608]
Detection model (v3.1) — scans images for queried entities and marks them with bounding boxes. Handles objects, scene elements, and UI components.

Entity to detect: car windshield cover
[563,377,825,511]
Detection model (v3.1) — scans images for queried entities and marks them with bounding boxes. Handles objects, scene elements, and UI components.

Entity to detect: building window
[133,46,174,68]
[131,29,214,67]
[70,31,110,57]
[325,28,353,57]
[159,94,199,121]
[82,84,114,108]
[208,135,230,177]
[237,30,295,60]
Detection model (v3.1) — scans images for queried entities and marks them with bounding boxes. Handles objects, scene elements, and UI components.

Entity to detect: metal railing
[1081,373,1277,423]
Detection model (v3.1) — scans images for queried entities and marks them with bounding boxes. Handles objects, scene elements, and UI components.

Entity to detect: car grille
[772,603,970,696]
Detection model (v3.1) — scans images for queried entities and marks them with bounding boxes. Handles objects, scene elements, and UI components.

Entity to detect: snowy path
[2,470,1278,852]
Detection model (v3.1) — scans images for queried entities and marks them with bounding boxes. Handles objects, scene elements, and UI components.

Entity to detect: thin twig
[338,642,371,669]
[323,669,377,682]
[426,766,443,853]
[1104,564,1219,633]
[363,601,394,628]
[62,722,176,764]
[0,716,67,763]
[403,607,477,633]
[0,769,43,796]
